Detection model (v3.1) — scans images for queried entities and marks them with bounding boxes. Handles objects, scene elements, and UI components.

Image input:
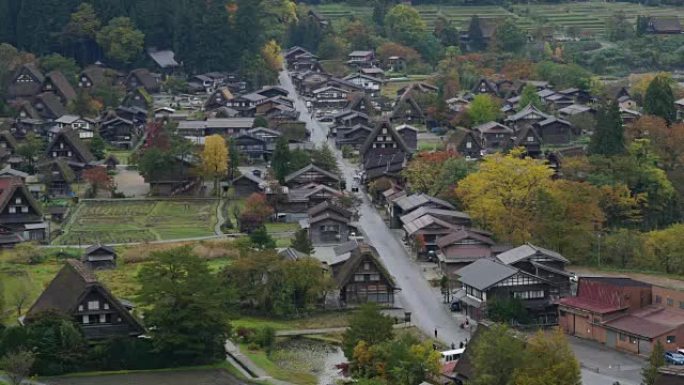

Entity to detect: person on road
[434,328,438,338]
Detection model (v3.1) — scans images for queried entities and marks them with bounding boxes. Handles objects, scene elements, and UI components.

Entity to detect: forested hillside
[0,0,295,73]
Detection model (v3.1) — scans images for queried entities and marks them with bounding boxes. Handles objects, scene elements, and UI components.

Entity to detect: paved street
[279,68,646,384]
[280,69,470,348]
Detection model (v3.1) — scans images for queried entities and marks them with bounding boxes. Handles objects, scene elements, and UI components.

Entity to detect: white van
[440,348,465,363]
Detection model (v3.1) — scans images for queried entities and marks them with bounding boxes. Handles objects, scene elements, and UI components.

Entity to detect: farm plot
[54,200,219,245]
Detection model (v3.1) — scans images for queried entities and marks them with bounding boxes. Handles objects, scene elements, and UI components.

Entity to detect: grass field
[53,199,219,245]
[314,2,684,37]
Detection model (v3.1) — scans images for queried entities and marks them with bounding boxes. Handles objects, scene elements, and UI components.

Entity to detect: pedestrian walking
[434,328,438,338]
[451,342,455,349]
[459,341,464,349]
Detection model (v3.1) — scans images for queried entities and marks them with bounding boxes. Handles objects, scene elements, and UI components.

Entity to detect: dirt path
[572,266,684,290]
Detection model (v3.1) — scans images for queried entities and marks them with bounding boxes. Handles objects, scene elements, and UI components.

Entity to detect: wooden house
[456,258,559,323]
[447,128,482,160]
[333,244,398,306]
[472,78,500,97]
[146,155,199,197]
[533,117,576,145]
[360,120,411,182]
[343,73,382,95]
[312,86,350,108]
[360,67,385,79]
[335,124,374,150]
[82,244,117,269]
[32,92,66,120]
[647,16,682,34]
[45,129,97,171]
[346,93,378,116]
[347,50,375,68]
[284,164,340,188]
[233,132,268,162]
[308,201,353,245]
[0,176,47,244]
[436,229,495,278]
[386,56,406,72]
[504,104,551,132]
[7,63,44,100]
[226,93,266,117]
[513,126,543,158]
[403,215,463,256]
[204,88,235,111]
[473,121,514,152]
[42,71,76,106]
[100,115,138,149]
[125,68,159,93]
[122,87,153,110]
[284,46,315,66]
[55,115,96,140]
[25,259,145,339]
[231,172,266,197]
[37,158,76,197]
[248,127,282,152]
[496,243,572,296]
[391,93,425,124]
[147,49,179,73]
[390,193,455,229]
[395,124,418,153]
[675,98,684,122]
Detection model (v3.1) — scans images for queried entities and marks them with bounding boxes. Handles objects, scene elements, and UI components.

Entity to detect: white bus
[440,348,465,363]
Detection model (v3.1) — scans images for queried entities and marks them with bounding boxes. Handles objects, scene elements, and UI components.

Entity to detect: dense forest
[0,0,295,73]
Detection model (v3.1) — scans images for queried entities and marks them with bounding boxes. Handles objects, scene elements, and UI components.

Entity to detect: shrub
[255,326,276,351]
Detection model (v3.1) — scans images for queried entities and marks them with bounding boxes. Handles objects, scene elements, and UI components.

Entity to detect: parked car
[665,351,684,365]
[450,301,461,312]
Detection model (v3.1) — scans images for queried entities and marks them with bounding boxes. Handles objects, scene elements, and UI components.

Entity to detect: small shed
[82,244,117,269]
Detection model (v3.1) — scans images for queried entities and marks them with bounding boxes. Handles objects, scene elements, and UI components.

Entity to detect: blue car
[665,351,684,365]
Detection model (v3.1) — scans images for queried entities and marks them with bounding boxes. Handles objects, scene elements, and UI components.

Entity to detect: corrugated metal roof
[456,259,518,291]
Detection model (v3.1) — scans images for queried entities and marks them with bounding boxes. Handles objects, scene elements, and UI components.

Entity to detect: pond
[270,338,347,385]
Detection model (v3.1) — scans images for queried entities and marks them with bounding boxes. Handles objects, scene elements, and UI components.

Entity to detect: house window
[656,295,662,304]
[363,262,370,270]
[629,336,637,344]
[466,141,472,149]
[8,207,15,214]
[13,198,19,206]
[21,206,28,213]
[527,136,534,142]
[354,274,365,282]
[100,314,107,323]
[667,336,676,344]
[103,303,109,310]
[619,333,626,342]
[82,315,89,324]
[668,298,674,306]
[78,305,83,311]
[88,301,99,310]
[370,274,380,281]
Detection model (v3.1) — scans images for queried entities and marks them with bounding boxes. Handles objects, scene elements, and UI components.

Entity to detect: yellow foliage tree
[261,40,283,72]
[513,328,581,385]
[456,151,554,244]
[201,134,228,197]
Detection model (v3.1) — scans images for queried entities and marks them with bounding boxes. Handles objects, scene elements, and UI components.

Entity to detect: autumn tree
[240,193,274,232]
[649,121,684,171]
[468,94,501,125]
[201,134,229,197]
[384,4,427,49]
[456,151,554,244]
[513,328,581,385]
[261,40,283,72]
[403,152,471,198]
[644,224,684,274]
[83,167,114,197]
[376,42,421,70]
[471,324,525,385]
[627,115,667,141]
[342,302,394,359]
[644,74,676,124]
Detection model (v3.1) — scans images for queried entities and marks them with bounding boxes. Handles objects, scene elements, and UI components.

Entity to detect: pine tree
[644,74,676,124]
[290,228,313,255]
[272,137,291,184]
[589,101,625,156]
[642,340,665,385]
[89,134,106,160]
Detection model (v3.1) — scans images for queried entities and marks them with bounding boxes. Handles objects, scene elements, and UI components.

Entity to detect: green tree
[249,226,276,250]
[642,340,665,385]
[434,14,460,47]
[384,4,427,48]
[636,15,649,37]
[290,228,313,254]
[518,85,543,111]
[468,94,501,125]
[607,10,634,41]
[589,101,625,156]
[513,328,581,385]
[22,312,87,375]
[271,137,291,184]
[39,54,79,82]
[468,15,486,51]
[62,3,101,63]
[89,134,106,160]
[69,90,99,117]
[342,303,394,358]
[644,74,676,124]
[96,17,145,64]
[471,324,525,385]
[228,137,239,180]
[0,350,35,385]
[494,18,527,53]
[312,143,339,175]
[137,246,230,365]
[16,133,44,172]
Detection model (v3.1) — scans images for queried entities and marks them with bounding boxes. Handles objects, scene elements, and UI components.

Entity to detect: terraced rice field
[314,2,684,37]
[54,199,218,245]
